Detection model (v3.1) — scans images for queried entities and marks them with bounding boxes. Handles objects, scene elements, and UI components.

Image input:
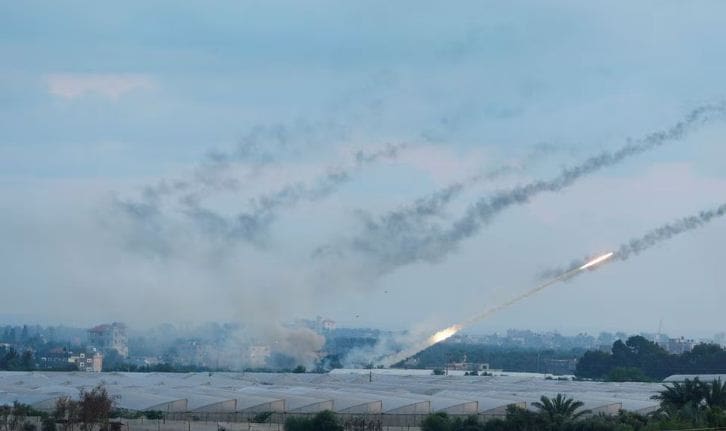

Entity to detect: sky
[2,1,726,338]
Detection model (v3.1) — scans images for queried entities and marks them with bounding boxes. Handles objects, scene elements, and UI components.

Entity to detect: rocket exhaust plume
[382,201,726,367]
[578,252,614,270]
[379,252,615,366]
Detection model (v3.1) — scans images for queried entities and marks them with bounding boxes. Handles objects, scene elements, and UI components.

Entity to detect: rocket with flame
[380,252,615,366]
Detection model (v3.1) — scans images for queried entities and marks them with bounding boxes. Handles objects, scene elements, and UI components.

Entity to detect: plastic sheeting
[0,371,660,414]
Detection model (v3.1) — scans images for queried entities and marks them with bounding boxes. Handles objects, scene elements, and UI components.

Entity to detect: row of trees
[0,402,46,431]
[418,379,726,431]
[0,385,121,431]
[400,343,584,373]
[0,347,34,371]
[576,336,726,381]
[284,411,344,431]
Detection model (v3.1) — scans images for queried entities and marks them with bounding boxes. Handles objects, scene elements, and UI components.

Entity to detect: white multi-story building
[69,350,103,372]
[88,322,128,358]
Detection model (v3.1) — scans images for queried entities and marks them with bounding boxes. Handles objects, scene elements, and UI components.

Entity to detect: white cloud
[45,73,155,100]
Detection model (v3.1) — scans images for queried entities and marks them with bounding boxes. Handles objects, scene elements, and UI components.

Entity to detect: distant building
[88,322,128,358]
[69,349,103,372]
[447,355,490,372]
[447,361,490,372]
[660,337,695,355]
[39,347,72,370]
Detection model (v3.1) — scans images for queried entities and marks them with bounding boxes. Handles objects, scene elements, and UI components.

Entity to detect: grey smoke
[539,203,726,281]
[616,203,726,260]
[184,142,406,244]
[207,120,351,165]
[116,143,407,251]
[339,103,726,275]
[139,120,352,207]
[312,143,559,261]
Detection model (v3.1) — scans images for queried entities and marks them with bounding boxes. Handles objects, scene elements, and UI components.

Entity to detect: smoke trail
[378,266,584,367]
[378,202,726,366]
[616,203,726,260]
[116,143,407,249]
[134,120,353,211]
[312,143,559,261]
[368,143,558,225]
[345,103,726,274]
[541,203,726,277]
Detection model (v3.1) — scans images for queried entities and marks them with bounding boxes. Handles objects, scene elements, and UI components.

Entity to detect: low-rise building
[68,350,103,372]
[660,337,695,355]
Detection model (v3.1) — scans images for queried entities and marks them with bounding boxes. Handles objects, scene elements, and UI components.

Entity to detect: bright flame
[428,324,463,344]
[578,252,614,270]
[378,250,616,367]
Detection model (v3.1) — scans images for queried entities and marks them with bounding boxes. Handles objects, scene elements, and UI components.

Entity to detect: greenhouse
[0,370,665,418]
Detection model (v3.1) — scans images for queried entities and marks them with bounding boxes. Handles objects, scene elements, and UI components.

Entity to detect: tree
[78,385,116,430]
[284,416,312,431]
[0,348,20,370]
[284,411,342,431]
[703,378,726,409]
[41,417,57,431]
[310,410,343,431]
[251,412,273,424]
[421,412,451,431]
[531,394,591,425]
[496,405,549,431]
[143,410,164,420]
[20,351,34,371]
[652,378,705,413]
[54,396,80,430]
[575,351,612,379]
[605,367,650,382]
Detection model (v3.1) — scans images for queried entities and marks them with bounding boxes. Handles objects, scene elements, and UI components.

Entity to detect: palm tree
[531,393,591,424]
[702,378,726,409]
[652,378,705,412]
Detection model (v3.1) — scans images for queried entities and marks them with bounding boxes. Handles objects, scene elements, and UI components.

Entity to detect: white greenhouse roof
[0,371,661,414]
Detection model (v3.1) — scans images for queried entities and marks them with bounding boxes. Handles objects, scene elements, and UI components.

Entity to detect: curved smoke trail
[616,203,726,260]
[114,143,407,252]
[181,142,408,243]
[378,202,726,366]
[345,103,726,275]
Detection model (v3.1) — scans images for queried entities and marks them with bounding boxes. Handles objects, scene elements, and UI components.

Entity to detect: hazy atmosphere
[3,1,726,340]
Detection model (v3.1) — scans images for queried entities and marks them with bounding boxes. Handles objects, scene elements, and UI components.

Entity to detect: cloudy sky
[2,1,725,338]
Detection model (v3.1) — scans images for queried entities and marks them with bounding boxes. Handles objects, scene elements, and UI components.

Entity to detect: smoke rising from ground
[330,103,726,275]
[130,322,325,371]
